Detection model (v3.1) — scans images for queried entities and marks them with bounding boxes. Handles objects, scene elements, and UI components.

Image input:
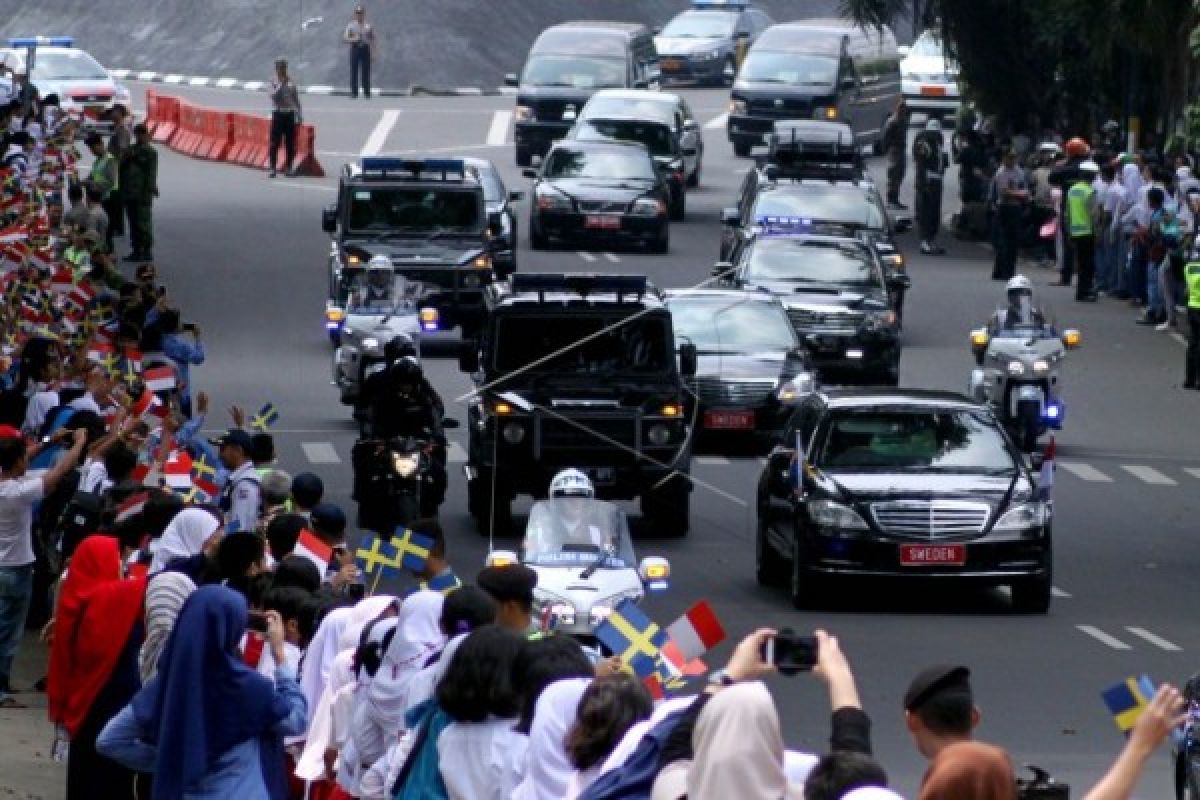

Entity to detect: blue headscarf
[130,584,292,800]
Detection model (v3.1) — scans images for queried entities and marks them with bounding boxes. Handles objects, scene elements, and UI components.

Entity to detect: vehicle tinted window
[668,296,796,352]
[752,187,885,228]
[347,188,479,231]
[536,30,628,57]
[575,120,675,157]
[738,51,838,85]
[544,147,656,180]
[661,11,737,38]
[582,96,674,124]
[32,50,107,80]
[755,27,843,54]
[522,55,626,89]
[494,315,671,374]
[744,239,881,288]
[816,410,1015,471]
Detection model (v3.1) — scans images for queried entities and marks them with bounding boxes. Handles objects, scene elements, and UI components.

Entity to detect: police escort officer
[1066,160,1100,302]
[120,123,158,263]
[212,428,261,533]
[1184,245,1200,389]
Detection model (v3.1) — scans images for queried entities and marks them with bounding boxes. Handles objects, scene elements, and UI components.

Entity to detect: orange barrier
[174,102,206,156]
[227,114,271,169]
[199,110,234,161]
[291,123,325,177]
[144,89,160,136]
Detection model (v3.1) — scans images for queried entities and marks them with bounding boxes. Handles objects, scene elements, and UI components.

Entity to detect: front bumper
[798,332,899,373]
[514,121,572,157]
[727,113,775,145]
[901,80,962,113]
[534,210,666,245]
[390,265,490,326]
[659,54,726,83]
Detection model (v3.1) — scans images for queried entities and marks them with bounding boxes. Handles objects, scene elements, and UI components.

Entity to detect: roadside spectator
[563,673,654,800]
[84,132,119,251]
[121,123,158,262]
[290,471,324,518]
[881,98,909,209]
[512,635,594,734]
[407,517,461,592]
[404,585,496,714]
[515,677,592,800]
[1082,683,1185,800]
[990,149,1028,281]
[157,308,204,417]
[918,741,1017,800]
[804,752,890,800]
[477,563,537,632]
[268,58,302,178]
[138,570,196,683]
[903,664,980,760]
[259,469,292,530]
[149,506,222,574]
[344,4,378,99]
[913,119,948,255]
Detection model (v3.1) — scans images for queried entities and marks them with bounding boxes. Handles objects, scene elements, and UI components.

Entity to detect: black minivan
[727,18,900,156]
[508,21,661,166]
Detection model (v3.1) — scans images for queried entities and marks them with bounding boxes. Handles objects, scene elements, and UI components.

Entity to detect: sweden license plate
[703,410,755,430]
[900,544,966,566]
[920,85,947,96]
[585,215,621,230]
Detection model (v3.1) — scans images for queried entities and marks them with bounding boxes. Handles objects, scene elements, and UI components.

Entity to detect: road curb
[111,69,517,98]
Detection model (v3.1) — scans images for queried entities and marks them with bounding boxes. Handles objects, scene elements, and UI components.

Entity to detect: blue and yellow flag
[356,534,402,577]
[393,526,434,572]
[1102,675,1157,734]
[594,598,667,679]
[251,402,280,432]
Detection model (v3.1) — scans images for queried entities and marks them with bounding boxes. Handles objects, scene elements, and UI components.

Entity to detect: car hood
[541,178,654,203]
[824,471,1018,501]
[37,78,116,94]
[655,36,723,55]
[343,238,483,264]
[753,283,890,310]
[531,564,642,608]
[694,351,792,381]
[901,55,959,76]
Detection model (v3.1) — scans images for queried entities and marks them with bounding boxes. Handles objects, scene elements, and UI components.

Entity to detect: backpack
[392,697,452,800]
[578,708,688,800]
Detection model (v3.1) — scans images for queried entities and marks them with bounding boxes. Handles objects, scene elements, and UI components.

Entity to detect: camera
[1016,766,1069,800]
[761,627,818,675]
[247,611,270,634]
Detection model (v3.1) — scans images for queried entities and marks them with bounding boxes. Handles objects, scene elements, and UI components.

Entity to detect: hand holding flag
[1102,675,1158,735]
[392,526,434,572]
[594,599,667,679]
[250,402,280,432]
[294,529,333,575]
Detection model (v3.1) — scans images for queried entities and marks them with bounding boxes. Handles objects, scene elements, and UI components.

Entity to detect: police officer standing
[344,5,377,99]
[1183,243,1200,389]
[881,98,909,209]
[106,104,132,243]
[213,428,262,534]
[121,124,158,263]
[1066,160,1100,301]
[84,133,118,251]
[990,150,1029,281]
[268,58,302,178]
[912,119,948,255]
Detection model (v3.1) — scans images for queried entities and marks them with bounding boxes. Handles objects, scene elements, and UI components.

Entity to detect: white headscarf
[149,507,220,573]
[405,629,468,715]
[299,606,355,724]
[137,571,196,683]
[1122,162,1143,195]
[513,678,591,800]
[841,789,906,800]
[365,590,445,729]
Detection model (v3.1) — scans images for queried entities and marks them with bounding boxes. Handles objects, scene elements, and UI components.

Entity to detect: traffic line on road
[1185,468,1200,481]
[361,109,401,157]
[577,251,597,263]
[704,112,728,130]
[301,442,342,464]
[1120,465,1177,485]
[695,455,730,466]
[1125,626,1182,652]
[1051,586,1071,598]
[602,253,620,263]
[447,442,468,463]
[1057,461,1113,482]
[486,110,513,146]
[1076,625,1132,650]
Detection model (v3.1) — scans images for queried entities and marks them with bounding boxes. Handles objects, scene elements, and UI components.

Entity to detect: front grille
[532,99,570,121]
[577,200,627,214]
[748,99,810,119]
[691,377,774,406]
[71,93,112,103]
[871,500,991,538]
[537,415,638,452]
[787,308,863,334]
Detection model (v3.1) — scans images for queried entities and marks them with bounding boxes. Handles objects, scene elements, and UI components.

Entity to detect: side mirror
[458,340,480,373]
[683,119,699,131]
[321,206,337,234]
[720,207,739,226]
[508,190,524,202]
[504,72,519,87]
[765,448,794,496]
[652,26,662,35]
[682,147,698,157]
[521,168,538,180]
[638,556,670,591]
[488,211,504,236]
[678,341,698,377]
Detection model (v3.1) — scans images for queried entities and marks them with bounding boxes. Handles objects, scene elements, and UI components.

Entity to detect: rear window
[752,187,885,229]
[816,410,1015,471]
[535,29,629,57]
[574,120,675,157]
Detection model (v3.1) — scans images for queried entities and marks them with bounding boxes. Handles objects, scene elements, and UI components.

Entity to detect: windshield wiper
[580,545,614,579]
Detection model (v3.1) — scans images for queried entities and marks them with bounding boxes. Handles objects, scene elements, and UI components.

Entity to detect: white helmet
[549,468,594,499]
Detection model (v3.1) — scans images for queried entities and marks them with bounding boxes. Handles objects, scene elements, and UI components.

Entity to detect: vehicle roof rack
[752,120,862,183]
[353,157,469,182]
[509,272,650,302]
[7,36,74,48]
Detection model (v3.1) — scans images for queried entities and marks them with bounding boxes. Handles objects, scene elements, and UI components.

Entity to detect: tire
[468,468,513,537]
[721,56,737,87]
[669,189,685,221]
[641,474,690,537]
[755,516,785,586]
[686,157,701,188]
[649,224,669,254]
[1011,572,1052,614]
[529,219,548,250]
[733,140,751,158]
[1018,402,1040,452]
[789,534,822,610]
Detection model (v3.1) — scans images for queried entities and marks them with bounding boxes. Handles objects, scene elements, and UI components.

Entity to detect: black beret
[477,564,537,602]
[904,664,971,712]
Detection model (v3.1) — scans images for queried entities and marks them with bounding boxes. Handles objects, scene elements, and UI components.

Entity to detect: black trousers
[1186,307,1200,386]
[351,44,372,97]
[102,193,123,251]
[124,198,152,255]
[992,204,1021,280]
[1072,235,1095,299]
[885,147,905,203]
[269,111,297,172]
[915,180,943,240]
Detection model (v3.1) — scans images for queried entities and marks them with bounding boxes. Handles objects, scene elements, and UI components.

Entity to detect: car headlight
[776,372,816,404]
[729,98,747,115]
[808,498,868,532]
[501,421,525,444]
[514,104,534,122]
[814,106,838,120]
[1032,359,1050,375]
[993,501,1049,531]
[862,310,898,331]
[631,197,666,217]
[533,589,577,627]
[646,423,670,446]
[361,336,380,351]
[536,191,572,212]
[391,451,420,478]
[1006,360,1026,377]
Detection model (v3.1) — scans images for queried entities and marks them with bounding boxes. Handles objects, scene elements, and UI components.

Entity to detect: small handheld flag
[294,529,333,574]
[594,598,667,679]
[1102,675,1157,735]
[392,526,434,572]
[251,402,280,432]
[664,600,726,663]
[115,491,149,523]
[1038,436,1056,503]
[355,534,402,578]
[143,365,177,393]
[190,454,220,498]
[163,450,193,490]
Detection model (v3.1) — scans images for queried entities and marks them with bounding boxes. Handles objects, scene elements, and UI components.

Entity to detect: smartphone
[246,611,270,634]
[762,628,818,675]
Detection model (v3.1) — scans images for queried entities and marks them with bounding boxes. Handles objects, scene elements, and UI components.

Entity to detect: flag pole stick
[369,568,383,596]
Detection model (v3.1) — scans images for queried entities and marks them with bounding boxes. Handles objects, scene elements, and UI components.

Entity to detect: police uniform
[221,460,262,534]
[1066,177,1098,300]
[903,664,973,713]
[1184,255,1200,388]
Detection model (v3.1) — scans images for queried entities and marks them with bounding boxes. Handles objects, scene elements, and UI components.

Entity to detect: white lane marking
[188,76,211,87]
[307,85,337,95]
[1057,461,1113,482]
[361,109,401,157]
[1125,626,1182,652]
[243,80,265,91]
[109,69,131,79]
[696,455,730,466]
[1076,625,1132,650]
[447,442,468,463]
[577,251,597,263]
[1185,468,1200,481]
[136,70,157,81]
[216,77,238,88]
[486,110,513,146]
[1121,465,1178,485]
[1051,586,1072,598]
[602,253,620,263]
[164,74,184,84]
[301,442,341,464]
[1171,332,1188,347]
[704,112,729,130]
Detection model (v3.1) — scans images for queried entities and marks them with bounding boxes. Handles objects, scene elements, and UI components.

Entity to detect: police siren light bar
[358,157,466,181]
[8,36,75,49]
[691,0,748,9]
[510,272,649,301]
[762,119,861,181]
[756,215,816,236]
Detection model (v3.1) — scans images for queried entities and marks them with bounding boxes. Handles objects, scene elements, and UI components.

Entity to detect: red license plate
[900,544,966,566]
[585,215,621,230]
[661,59,682,71]
[704,410,755,430]
[919,85,947,96]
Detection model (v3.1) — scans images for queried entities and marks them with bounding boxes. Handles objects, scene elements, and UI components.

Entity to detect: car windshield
[583,96,674,125]
[753,187,886,229]
[493,314,672,375]
[341,270,414,314]
[910,32,946,58]
[521,55,626,89]
[738,51,837,85]
[346,187,480,232]
[744,238,882,288]
[660,11,736,38]
[668,296,796,352]
[523,499,637,568]
[30,50,107,81]
[817,410,1016,472]
[574,120,675,158]
[470,165,504,204]
[543,147,657,181]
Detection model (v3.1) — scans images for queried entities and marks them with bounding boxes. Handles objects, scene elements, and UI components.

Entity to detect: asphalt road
[9,82,1200,799]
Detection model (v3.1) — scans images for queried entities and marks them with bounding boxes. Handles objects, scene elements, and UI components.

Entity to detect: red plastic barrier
[199,110,234,161]
[174,102,206,156]
[291,123,325,177]
[144,89,160,136]
[154,95,180,145]
[228,113,271,168]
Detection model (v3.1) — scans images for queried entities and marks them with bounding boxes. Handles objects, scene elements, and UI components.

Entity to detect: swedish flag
[1102,675,1157,734]
[594,598,667,679]
[356,534,402,577]
[251,402,280,432]
[393,526,434,572]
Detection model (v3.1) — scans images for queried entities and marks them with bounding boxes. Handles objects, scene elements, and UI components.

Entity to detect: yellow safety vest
[1185,259,1200,308]
[1067,181,1094,238]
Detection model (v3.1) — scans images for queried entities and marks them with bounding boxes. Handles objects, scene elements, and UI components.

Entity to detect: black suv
[460,273,695,536]
[756,390,1053,613]
[322,158,504,336]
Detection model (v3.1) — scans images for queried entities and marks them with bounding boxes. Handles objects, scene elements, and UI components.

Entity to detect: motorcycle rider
[359,254,396,309]
[990,275,1048,332]
[526,469,614,554]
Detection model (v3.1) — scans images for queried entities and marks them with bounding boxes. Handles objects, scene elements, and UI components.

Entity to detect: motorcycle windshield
[989,303,1057,338]
[522,498,636,568]
[343,273,415,315]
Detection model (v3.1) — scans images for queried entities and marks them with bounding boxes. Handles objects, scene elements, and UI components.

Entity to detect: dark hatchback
[665,289,815,444]
[718,233,902,384]
[525,140,671,253]
[756,390,1053,613]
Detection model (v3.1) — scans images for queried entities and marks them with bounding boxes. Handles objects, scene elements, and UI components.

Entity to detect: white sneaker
[1155,322,1171,331]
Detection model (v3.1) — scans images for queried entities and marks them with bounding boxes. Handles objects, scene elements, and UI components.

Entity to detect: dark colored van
[507,21,661,166]
[726,19,900,157]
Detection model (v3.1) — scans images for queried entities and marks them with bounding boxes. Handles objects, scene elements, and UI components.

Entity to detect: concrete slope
[0,0,839,91]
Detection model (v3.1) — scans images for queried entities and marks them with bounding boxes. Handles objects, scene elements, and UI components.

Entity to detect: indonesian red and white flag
[664,600,727,663]
[115,491,149,523]
[65,282,95,315]
[50,268,74,294]
[163,450,193,490]
[130,388,162,419]
[1038,436,1056,502]
[144,365,176,392]
[294,529,332,574]
[0,225,26,244]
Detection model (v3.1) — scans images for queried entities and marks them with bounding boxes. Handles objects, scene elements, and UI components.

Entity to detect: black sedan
[465,157,523,278]
[756,390,1053,613]
[665,289,815,446]
[525,140,671,253]
[566,116,688,219]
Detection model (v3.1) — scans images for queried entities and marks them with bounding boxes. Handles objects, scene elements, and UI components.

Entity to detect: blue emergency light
[1043,399,1064,428]
[8,36,74,49]
[757,215,814,236]
[359,157,465,180]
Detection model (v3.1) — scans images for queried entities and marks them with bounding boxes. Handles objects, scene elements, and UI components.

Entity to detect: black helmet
[390,355,423,386]
[384,334,416,365]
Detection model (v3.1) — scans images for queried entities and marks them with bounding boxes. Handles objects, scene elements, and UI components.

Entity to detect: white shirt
[224,461,261,534]
[437,718,529,800]
[69,392,102,414]
[0,475,44,566]
[80,458,110,494]
[345,20,375,46]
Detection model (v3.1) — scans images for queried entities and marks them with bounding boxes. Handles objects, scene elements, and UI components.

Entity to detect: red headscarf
[919,741,1018,800]
[47,535,147,737]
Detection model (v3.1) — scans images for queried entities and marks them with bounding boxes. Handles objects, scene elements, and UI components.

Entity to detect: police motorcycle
[485,470,671,644]
[331,255,441,407]
[968,276,1081,452]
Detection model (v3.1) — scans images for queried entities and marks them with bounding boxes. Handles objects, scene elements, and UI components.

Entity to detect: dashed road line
[447,442,468,463]
[1125,626,1182,652]
[1076,625,1132,650]
[1185,468,1200,481]
[361,109,401,157]
[695,455,730,466]
[1057,461,1113,482]
[216,77,238,89]
[1120,465,1177,485]
[486,110,513,146]
[1171,332,1188,347]
[704,112,729,130]
[301,442,342,464]
[602,253,620,263]
[1051,586,1072,598]
[577,251,597,263]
